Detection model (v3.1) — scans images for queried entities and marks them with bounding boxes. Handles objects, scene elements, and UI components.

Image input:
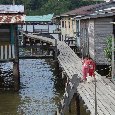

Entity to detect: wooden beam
[76,93,80,115]
[19,45,55,50]
[19,55,53,59]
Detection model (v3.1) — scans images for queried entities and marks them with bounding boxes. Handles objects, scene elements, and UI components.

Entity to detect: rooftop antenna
[13,0,15,5]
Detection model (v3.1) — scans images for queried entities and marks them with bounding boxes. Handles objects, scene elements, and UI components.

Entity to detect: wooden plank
[23,33,115,115]
[5,45,7,59]
[79,82,111,115]
[1,45,4,59]
[9,45,12,58]
[12,45,15,58]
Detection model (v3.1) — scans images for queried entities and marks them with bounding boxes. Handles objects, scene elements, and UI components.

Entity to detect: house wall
[88,20,95,59]
[60,16,76,41]
[80,17,113,65]
[94,17,113,65]
[80,19,92,57]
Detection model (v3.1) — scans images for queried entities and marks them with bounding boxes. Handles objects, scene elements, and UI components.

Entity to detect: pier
[0,1,115,115]
[23,33,115,115]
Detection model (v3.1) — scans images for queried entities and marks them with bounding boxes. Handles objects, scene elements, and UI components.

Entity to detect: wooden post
[111,34,115,80]
[13,25,20,91]
[59,33,61,41]
[46,43,50,55]
[13,60,19,91]
[76,93,80,115]
[54,39,58,60]
[13,0,15,5]
[69,101,72,113]
[48,23,49,33]
[41,41,44,54]
[26,23,27,33]
[10,25,14,44]
[94,77,97,115]
[33,23,35,33]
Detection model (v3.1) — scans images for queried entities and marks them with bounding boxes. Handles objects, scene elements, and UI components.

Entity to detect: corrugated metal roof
[61,2,107,16]
[0,14,25,23]
[25,14,54,22]
[0,5,24,13]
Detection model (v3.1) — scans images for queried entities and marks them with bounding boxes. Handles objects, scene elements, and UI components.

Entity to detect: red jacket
[88,59,95,71]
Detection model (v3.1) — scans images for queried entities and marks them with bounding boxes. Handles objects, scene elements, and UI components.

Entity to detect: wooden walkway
[25,34,115,115]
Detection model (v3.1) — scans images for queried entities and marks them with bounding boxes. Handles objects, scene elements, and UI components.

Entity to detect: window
[65,21,66,28]
[0,25,10,43]
[69,21,70,28]
[62,21,64,28]
[76,20,80,37]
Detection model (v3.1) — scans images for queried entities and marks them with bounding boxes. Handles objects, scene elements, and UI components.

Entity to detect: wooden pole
[33,23,35,33]
[76,93,80,115]
[54,39,58,60]
[48,23,49,33]
[13,0,15,5]
[69,101,72,113]
[111,34,115,80]
[26,23,27,33]
[13,60,19,91]
[13,25,20,91]
[95,77,97,115]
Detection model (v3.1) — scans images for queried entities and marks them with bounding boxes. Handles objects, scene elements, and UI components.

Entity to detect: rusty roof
[0,14,25,23]
[61,2,107,16]
[0,5,24,13]
[0,5,25,23]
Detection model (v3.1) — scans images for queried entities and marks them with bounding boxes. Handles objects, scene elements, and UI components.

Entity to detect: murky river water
[0,59,63,115]
[0,59,90,115]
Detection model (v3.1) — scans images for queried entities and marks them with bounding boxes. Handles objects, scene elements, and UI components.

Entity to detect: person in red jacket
[88,58,96,77]
[81,56,89,81]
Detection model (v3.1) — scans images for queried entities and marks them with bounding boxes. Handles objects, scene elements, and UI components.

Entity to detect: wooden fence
[0,44,15,60]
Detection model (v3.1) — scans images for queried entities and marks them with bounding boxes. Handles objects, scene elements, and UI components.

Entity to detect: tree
[39,0,71,15]
[0,0,104,15]
[104,35,115,61]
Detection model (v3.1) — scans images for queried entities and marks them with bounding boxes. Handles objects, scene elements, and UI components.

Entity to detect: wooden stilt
[13,60,19,91]
[48,24,49,33]
[41,41,44,54]
[13,29,20,91]
[54,39,58,60]
[69,101,72,113]
[55,60,59,71]
[33,24,35,33]
[76,93,80,115]
[26,23,27,33]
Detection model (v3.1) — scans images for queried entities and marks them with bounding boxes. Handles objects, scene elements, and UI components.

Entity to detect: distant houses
[24,14,54,33]
[53,1,115,65]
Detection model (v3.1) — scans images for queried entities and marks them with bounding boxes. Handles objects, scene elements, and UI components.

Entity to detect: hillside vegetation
[0,0,104,15]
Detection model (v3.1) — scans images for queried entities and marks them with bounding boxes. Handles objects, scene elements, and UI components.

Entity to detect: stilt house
[53,1,115,65]
[0,5,25,62]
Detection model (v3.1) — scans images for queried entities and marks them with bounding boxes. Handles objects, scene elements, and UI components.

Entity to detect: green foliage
[0,0,104,15]
[104,36,114,61]
[39,0,71,15]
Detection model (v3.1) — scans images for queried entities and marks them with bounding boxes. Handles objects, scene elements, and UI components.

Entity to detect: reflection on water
[0,59,63,115]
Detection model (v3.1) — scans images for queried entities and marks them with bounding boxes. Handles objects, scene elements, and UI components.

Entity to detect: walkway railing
[0,44,15,60]
[24,33,115,115]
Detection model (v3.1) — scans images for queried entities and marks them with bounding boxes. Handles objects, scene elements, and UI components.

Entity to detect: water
[0,59,63,115]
